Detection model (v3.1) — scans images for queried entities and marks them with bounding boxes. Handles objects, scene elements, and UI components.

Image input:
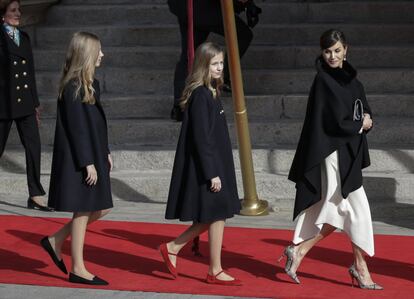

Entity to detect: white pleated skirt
[293,150,375,256]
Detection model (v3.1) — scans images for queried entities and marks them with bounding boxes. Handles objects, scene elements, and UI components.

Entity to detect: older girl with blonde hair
[160,42,242,285]
[40,32,113,285]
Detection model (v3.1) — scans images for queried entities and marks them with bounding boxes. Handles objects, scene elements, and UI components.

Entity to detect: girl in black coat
[279,30,382,290]
[160,42,242,285]
[0,0,51,211]
[40,32,112,286]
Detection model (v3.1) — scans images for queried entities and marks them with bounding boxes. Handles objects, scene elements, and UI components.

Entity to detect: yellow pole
[220,0,268,216]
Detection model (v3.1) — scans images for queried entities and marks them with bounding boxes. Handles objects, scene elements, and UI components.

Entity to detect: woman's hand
[362,114,373,131]
[108,154,113,172]
[85,164,98,185]
[35,107,41,126]
[210,176,221,193]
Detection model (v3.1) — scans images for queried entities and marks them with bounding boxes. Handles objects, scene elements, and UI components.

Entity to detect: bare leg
[289,223,337,274]
[48,209,111,259]
[208,220,235,281]
[71,212,95,279]
[351,243,376,285]
[167,222,210,267]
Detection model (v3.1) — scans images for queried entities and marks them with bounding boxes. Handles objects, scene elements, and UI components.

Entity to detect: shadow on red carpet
[0,215,413,298]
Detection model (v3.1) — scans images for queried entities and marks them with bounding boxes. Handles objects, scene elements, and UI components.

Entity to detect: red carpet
[0,215,413,298]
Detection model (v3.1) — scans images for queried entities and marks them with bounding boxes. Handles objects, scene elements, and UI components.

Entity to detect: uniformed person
[0,0,52,211]
[168,0,261,121]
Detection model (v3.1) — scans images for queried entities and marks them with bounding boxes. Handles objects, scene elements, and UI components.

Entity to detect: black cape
[48,79,113,212]
[288,58,372,220]
[166,86,241,223]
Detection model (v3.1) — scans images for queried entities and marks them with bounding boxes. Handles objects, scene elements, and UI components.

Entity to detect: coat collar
[316,56,357,84]
[0,26,30,59]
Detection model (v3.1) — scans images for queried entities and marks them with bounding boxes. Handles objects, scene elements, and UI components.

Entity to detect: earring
[344,56,347,61]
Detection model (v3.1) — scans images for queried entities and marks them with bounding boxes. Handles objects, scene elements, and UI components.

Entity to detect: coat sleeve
[61,84,95,169]
[318,76,363,137]
[189,89,218,181]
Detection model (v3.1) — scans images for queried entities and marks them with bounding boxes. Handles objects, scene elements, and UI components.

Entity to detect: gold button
[23,72,27,76]
[24,84,28,89]
[22,60,26,64]
[17,98,21,102]
[15,74,19,78]
[16,86,20,90]
[13,61,17,65]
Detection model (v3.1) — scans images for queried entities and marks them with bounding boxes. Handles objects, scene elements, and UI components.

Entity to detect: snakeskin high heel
[349,264,383,290]
[278,245,300,284]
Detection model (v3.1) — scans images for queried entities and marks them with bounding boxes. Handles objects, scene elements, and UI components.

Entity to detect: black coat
[48,79,113,212]
[167,0,245,27]
[289,58,372,220]
[0,26,39,120]
[166,86,241,223]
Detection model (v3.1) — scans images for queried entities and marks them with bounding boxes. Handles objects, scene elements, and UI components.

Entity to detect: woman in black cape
[279,29,383,290]
[159,42,242,285]
[40,32,112,286]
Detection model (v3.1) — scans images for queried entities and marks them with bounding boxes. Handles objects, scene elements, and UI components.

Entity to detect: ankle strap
[213,270,224,277]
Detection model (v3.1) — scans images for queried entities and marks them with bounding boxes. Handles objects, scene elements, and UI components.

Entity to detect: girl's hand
[210,176,221,192]
[85,164,98,185]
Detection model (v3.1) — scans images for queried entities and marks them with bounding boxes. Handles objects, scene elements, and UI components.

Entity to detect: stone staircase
[2,0,414,216]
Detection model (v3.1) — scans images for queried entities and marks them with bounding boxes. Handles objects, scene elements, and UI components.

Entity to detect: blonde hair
[180,42,224,110]
[58,32,101,104]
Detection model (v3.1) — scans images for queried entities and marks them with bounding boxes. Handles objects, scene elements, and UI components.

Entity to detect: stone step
[60,0,167,4]
[33,46,414,71]
[33,24,414,48]
[36,94,414,120]
[2,145,414,175]
[4,117,414,147]
[60,0,403,4]
[35,68,414,95]
[1,170,413,205]
[45,2,414,26]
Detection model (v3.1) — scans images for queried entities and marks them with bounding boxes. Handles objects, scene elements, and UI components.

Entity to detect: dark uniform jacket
[167,0,245,27]
[289,58,372,220]
[0,26,39,120]
[166,86,241,223]
[48,79,113,212]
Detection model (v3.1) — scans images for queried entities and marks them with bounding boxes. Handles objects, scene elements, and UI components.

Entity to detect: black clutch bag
[353,98,364,121]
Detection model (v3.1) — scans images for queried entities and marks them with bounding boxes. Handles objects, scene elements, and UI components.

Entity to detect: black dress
[166,86,241,223]
[48,79,113,212]
[289,58,372,220]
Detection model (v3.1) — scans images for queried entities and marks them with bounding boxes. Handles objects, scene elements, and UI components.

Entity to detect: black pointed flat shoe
[69,272,109,285]
[40,236,68,274]
[27,197,54,212]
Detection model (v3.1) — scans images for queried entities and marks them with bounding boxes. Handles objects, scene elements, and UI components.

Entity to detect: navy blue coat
[48,79,113,212]
[166,86,241,223]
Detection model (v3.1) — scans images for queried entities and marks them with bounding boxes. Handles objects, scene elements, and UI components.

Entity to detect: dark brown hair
[320,29,347,50]
[0,0,20,17]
